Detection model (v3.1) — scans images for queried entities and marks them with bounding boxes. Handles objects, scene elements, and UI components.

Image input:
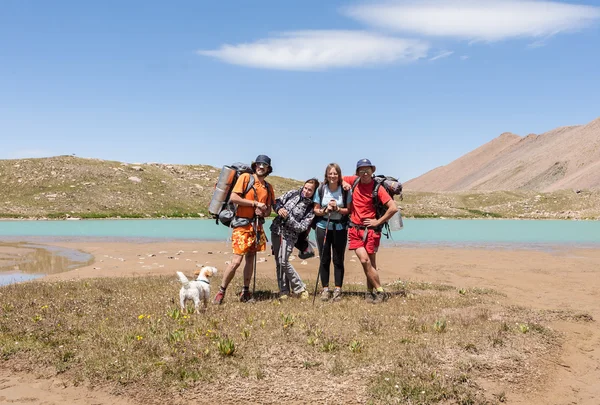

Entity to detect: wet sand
[1,239,600,405]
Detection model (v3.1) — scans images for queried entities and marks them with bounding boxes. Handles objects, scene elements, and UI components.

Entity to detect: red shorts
[348,227,381,254]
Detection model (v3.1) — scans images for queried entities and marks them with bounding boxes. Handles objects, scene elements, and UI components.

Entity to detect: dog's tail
[176,271,190,287]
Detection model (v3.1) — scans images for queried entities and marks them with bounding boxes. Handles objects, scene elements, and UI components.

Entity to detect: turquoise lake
[1,218,599,247]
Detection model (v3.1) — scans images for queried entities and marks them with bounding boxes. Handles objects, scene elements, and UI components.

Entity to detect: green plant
[349,340,363,354]
[216,336,235,356]
[322,338,337,353]
[168,329,186,343]
[433,319,447,333]
[241,328,251,340]
[281,313,295,330]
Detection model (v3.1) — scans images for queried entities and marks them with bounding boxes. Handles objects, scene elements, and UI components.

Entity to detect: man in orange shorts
[213,155,275,304]
[344,158,398,304]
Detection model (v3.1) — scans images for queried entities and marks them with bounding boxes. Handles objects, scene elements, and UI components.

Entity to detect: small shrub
[216,336,235,356]
[433,319,447,333]
[282,314,295,330]
[349,340,363,354]
[322,338,337,353]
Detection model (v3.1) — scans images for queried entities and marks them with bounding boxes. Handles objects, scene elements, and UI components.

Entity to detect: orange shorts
[231,223,267,256]
[348,227,381,254]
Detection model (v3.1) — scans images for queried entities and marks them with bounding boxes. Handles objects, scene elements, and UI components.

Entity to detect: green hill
[0,156,599,220]
[0,156,301,219]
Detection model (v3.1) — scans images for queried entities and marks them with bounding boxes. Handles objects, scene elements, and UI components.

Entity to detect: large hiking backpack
[351,175,403,237]
[209,163,271,227]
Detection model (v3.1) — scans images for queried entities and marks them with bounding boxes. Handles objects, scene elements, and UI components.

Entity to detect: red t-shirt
[344,175,391,225]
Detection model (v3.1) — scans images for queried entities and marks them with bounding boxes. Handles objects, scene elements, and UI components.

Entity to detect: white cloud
[198,30,430,70]
[460,55,470,60]
[429,50,454,61]
[345,0,600,42]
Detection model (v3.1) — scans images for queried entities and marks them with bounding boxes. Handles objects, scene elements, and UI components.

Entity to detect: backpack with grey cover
[351,175,403,237]
[214,163,271,227]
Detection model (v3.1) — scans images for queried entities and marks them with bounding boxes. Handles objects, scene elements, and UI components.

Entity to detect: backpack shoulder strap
[351,177,360,192]
[342,187,349,207]
[372,178,382,206]
[243,174,256,196]
[264,180,272,205]
[317,184,326,204]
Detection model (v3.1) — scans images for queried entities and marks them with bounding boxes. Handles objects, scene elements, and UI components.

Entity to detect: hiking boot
[320,289,332,302]
[371,291,389,304]
[239,290,255,303]
[299,290,309,300]
[332,288,342,302]
[364,291,375,303]
[279,292,290,301]
[213,290,225,305]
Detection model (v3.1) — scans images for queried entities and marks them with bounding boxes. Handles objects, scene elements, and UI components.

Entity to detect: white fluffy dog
[176,266,217,312]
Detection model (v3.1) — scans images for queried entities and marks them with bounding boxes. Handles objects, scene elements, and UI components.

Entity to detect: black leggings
[316,227,348,289]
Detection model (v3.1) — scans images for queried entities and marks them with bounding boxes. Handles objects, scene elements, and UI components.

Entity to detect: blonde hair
[323,163,342,186]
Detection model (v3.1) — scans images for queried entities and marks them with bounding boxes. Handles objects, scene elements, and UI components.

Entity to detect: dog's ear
[193,269,201,277]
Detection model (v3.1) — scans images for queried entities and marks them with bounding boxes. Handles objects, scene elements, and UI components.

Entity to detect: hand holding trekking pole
[255,202,268,217]
[313,213,331,305]
[252,217,259,296]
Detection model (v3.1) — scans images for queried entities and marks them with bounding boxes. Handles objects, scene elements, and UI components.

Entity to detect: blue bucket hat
[252,154,273,174]
[356,158,376,174]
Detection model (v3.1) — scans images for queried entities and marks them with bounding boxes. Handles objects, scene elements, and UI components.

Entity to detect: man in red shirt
[344,158,398,304]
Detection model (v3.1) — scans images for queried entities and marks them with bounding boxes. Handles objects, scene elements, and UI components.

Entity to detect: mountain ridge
[405,117,600,192]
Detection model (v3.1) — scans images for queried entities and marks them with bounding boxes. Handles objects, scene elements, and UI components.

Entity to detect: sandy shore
[1,240,600,405]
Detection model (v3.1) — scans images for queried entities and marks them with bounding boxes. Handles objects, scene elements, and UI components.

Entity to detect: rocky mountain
[405,117,600,192]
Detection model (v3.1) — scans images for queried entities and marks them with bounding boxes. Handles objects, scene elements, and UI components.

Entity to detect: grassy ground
[0,276,569,404]
[1,156,599,220]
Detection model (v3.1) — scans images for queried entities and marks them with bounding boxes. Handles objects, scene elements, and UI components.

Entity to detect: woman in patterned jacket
[270,178,319,299]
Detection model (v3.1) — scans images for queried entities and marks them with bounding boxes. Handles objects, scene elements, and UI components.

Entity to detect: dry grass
[0,277,562,404]
[402,190,600,219]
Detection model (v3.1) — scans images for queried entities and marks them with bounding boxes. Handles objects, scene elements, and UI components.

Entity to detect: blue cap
[356,158,373,169]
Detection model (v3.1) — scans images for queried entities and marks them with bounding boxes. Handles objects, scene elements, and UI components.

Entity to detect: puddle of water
[0,242,94,285]
[0,272,44,286]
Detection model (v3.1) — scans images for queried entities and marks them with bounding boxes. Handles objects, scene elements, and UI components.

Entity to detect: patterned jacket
[270,189,315,242]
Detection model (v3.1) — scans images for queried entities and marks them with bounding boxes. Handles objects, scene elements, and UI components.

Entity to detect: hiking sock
[242,286,250,295]
[219,286,226,294]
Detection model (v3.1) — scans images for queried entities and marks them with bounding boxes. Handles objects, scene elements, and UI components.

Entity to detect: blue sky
[1,0,599,182]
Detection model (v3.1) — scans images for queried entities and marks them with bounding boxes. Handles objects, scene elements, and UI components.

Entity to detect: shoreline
[1,216,599,221]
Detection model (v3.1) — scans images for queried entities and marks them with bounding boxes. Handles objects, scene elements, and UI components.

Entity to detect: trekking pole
[252,216,258,296]
[313,212,331,305]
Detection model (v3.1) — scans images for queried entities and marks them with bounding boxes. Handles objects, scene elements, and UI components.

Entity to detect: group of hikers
[212,154,399,306]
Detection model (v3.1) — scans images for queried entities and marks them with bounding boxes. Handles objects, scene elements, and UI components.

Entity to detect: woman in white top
[313,163,352,302]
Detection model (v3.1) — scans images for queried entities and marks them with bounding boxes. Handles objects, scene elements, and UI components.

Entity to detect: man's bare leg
[355,247,381,289]
[220,254,243,289]
[243,252,256,287]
